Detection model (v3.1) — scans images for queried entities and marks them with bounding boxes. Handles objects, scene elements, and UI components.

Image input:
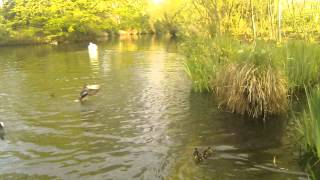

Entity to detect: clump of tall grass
[298,87,320,159]
[183,37,320,119]
[297,87,320,178]
[284,41,320,91]
[183,37,217,92]
[182,36,240,92]
[214,43,288,118]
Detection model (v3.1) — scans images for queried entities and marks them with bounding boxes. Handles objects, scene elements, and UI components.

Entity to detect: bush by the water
[183,37,320,119]
[214,45,288,118]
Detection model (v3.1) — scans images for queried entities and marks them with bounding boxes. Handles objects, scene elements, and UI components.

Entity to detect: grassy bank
[183,37,320,119]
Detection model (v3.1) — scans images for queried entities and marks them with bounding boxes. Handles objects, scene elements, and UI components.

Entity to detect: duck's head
[0,122,4,129]
[193,148,200,156]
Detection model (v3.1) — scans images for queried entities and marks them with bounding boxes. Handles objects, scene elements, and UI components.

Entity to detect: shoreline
[0,31,177,47]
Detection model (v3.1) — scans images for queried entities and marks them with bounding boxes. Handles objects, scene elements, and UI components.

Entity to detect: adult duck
[88,42,98,60]
[0,122,5,140]
[88,42,98,51]
[79,84,101,102]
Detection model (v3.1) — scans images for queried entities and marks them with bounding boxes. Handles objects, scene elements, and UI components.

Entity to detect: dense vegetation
[2,0,320,45]
[298,87,320,178]
[0,0,150,44]
[179,0,320,176]
[0,0,190,44]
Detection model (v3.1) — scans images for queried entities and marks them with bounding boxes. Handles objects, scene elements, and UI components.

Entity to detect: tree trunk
[213,0,221,36]
[268,0,275,39]
[250,0,256,40]
[277,0,282,42]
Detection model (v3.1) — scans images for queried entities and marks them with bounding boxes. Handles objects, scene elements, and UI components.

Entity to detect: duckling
[79,84,101,102]
[203,147,213,159]
[193,148,203,162]
[0,122,5,140]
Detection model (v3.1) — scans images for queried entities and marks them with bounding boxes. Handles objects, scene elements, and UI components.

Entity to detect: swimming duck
[203,147,213,159]
[0,122,5,140]
[88,42,98,60]
[88,42,98,51]
[193,148,203,162]
[79,84,101,101]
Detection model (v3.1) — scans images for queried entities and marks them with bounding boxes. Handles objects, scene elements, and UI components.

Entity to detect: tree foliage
[1,0,320,44]
[0,0,149,43]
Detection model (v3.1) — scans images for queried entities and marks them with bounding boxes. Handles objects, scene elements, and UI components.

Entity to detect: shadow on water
[166,92,308,179]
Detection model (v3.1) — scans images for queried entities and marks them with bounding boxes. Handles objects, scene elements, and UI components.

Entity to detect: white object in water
[88,42,98,60]
[86,84,101,90]
[88,42,98,50]
[0,122,4,129]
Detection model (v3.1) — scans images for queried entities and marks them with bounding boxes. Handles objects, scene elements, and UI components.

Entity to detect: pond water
[0,37,309,179]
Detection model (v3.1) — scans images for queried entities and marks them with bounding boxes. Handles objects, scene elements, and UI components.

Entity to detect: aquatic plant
[183,36,240,92]
[298,87,320,158]
[284,41,320,91]
[297,87,320,178]
[214,43,288,119]
[183,37,320,119]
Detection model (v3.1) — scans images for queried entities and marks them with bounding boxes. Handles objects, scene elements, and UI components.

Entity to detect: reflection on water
[0,36,308,179]
[88,44,99,75]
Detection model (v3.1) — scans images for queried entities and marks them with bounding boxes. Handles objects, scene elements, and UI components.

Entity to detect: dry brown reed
[214,62,288,119]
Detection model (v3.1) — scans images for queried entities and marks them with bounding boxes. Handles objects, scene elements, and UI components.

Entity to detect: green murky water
[0,37,308,179]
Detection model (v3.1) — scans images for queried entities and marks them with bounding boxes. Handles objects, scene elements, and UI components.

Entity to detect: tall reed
[298,87,320,158]
[297,87,320,178]
[183,36,240,92]
[284,41,320,90]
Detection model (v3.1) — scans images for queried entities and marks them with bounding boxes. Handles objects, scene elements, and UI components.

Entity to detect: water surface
[0,37,308,179]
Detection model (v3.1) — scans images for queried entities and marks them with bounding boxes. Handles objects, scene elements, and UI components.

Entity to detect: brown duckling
[203,147,213,159]
[193,148,203,162]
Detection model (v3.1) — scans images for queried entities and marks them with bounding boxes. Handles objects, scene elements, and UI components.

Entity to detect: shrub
[214,44,288,119]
